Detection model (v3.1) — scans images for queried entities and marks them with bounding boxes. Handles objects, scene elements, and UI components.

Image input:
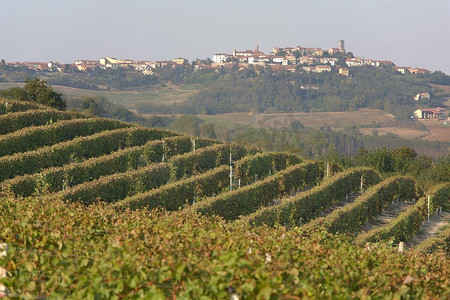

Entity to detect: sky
[2,0,450,74]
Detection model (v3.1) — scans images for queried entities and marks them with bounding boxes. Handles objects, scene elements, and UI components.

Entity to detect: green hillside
[0,100,449,298]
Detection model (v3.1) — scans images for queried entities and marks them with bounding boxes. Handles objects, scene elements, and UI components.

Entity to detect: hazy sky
[2,0,449,74]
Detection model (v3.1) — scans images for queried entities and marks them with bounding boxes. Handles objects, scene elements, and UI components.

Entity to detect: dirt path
[361,201,416,232]
[406,211,450,249]
[316,194,359,218]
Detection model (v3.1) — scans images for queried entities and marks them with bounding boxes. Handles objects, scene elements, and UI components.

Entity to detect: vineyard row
[0,109,86,135]
[112,152,301,211]
[0,127,178,182]
[355,182,449,245]
[190,160,326,221]
[1,136,219,198]
[243,167,382,227]
[0,117,133,157]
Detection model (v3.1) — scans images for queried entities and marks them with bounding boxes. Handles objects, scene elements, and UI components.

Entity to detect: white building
[414,93,431,101]
[319,57,338,66]
[272,56,284,64]
[212,53,230,63]
[345,57,364,67]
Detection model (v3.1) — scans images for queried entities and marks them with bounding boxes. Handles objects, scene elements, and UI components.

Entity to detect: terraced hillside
[0,100,449,298]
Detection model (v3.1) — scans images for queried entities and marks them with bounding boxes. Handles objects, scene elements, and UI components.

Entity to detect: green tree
[200,122,217,139]
[22,78,66,110]
[392,146,417,174]
[0,79,67,110]
[170,115,201,136]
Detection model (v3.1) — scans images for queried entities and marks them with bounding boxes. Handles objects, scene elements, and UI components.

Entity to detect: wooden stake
[229,151,233,191]
[360,175,363,194]
[398,242,404,253]
[162,140,165,162]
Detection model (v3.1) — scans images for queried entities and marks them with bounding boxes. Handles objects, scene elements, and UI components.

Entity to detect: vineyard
[0,99,449,298]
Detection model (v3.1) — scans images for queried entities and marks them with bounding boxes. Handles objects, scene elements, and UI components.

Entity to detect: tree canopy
[0,78,66,110]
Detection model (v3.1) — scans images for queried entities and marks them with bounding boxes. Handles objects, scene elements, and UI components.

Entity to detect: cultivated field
[198,109,450,142]
[198,109,396,129]
[0,83,198,108]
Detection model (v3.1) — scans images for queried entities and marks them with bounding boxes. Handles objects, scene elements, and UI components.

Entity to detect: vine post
[360,175,364,194]
[162,140,165,162]
[229,151,233,191]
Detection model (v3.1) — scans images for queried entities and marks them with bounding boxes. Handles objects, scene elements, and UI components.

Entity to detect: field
[0,99,449,298]
[2,83,448,142]
[0,83,198,108]
[198,110,450,142]
[198,109,395,128]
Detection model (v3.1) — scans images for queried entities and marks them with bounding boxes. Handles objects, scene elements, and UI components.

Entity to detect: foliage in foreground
[0,196,448,299]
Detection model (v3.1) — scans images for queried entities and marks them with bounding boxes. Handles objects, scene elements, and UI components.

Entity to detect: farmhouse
[414,93,430,101]
[413,108,447,119]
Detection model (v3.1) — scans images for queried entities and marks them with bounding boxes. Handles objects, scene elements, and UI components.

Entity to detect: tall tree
[0,79,66,110]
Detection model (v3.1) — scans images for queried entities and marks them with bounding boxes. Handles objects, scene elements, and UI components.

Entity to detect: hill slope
[0,100,448,298]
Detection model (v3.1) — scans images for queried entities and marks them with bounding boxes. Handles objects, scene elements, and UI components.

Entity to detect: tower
[254,44,259,53]
[338,40,345,50]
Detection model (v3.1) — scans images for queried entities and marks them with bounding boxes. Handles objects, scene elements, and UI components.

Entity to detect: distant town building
[173,58,188,65]
[320,57,338,66]
[394,67,409,74]
[212,53,230,63]
[233,45,264,57]
[99,57,133,68]
[74,60,99,71]
[408,68,430,74]
[272,56,284,64]
[338,40,345,51]
[345,57,364,67]
[313,65,332,73]
[339,67,349,76]
[413,107,447,119]
[154,61,174,68]
[414,93,431,101]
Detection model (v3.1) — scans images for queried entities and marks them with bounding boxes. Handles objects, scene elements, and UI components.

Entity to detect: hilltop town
[1,40,448,123]
[2,40,431,77]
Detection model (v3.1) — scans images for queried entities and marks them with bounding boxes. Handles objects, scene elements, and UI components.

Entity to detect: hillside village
[1,40,447,120]
[3,40,431,77]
